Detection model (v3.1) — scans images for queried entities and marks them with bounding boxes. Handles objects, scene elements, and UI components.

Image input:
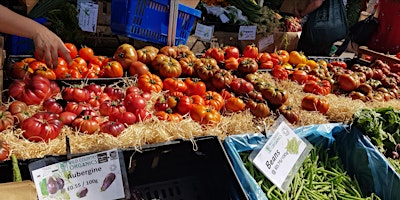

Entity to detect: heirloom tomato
[102,61,124,78]
[261,87,288,107]
[179,55,199,77]
[137,46,158,65]
[177,95,205,115]
[156,110,183,122]
[99,100,126,116]
[124,93,146,113]
[72,114,101,134]
[0,111,14,132]
[64,102,91,115]
[211,69,234,91]
[243,44,258,59]
[237,57,258,75]
[290,69,308,84]
[303,80,331,96]
[42,98,63,114]
[301,95,329,114]
[159,46,178,58]
[204,91,225,111]
[21,112,63,142]
[277,50,290,63]
[8,75,51,105]
[163,78,187,93]
[271,65,289,80]
[223,46,240,59]
[12,61,33,79]
[113,43,138,69]
[223,57,239,70]
[278,105,299,124]
[103,86,125,100]
[134,108,152,122]
[137,73,163,93]
[59,111,77,125]
[225,97,245,112]
[246,100,270,118]
[109,111,136,126]
[129,61,150,77]
[184,78,206,97]
[205,47,225,63]
[8,100,30,124]
[62,86,90,102]
[288,51,307,66]
[195,57,220,81]
[189,105,221,125]
[0,141,10,161]
[100,121,125,137]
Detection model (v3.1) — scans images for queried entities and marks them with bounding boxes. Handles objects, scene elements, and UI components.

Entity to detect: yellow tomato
[288,51,307,66]
[317,59,328,68]
[306,59,318,69]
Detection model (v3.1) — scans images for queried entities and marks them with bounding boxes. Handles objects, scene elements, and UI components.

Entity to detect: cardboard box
[279,0,310,15]
[0,181,38,200]
[240,31,301,53]
[179,0,200,8]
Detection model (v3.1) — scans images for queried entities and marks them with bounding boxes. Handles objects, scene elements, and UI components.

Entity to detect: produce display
[2,42,400,162]
[240,146,381,200]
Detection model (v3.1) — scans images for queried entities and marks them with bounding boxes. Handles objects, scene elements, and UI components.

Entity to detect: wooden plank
[358,46,400,65]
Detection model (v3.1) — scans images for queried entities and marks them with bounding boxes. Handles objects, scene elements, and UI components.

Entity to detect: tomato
[259,60,274,70]
[271,65,289,80]
[243,44,258,59]
[179,55,199,77]
[84,83,102,95]
[229,78,254,95]
[124,93,146,113]
[72,113,102,134]
[8,75,51,105]
[303,80,331,96]
[246,100,271,118]
[113,43,138,69]
[134,108,152,122]
[64,102,91,115]
[237,57,258,75]
[278,105,299,124]
[21,112,63,142]
[137,46,158,65]
[137,73,163,93]
[34,65,56,80]
[337,74,360,91]
[258,53,274,69]
[248,90,264,101]
[103,86,125,101]
[0,111,14,132]
[277,50,290,64]
[62,86,90,102]
[129,61,150,77]
[42,98,63,114]
[125,86,141,96]
[183,78,206,97]
[349,91,367,102]
[157,56,182,78]
[101,61,124,78]
[162,78,186,93]
[72,57,88,68]
[78,46,95,61]
[12,61,33,79]
[204,91,225,111]
[330,61,347,69]
[109,111,137,126]
[261,87,288,107]
[189,105,221,125]
[89,55,106,67]
[290,69,308,84]
[100,121,125,136]
[0,141,10,161]
[288,51,307,66]
[177,95,204,115]
[59,111,77,125]
[211,69,234,91]
[156,110,183,122]
[225,97,245,112]
[99,100,126,116]
[223,46,240,59]
[53,58,69,79]
[270,53,283,66]
[223,57,239,70]
[301,95,329,114]
[159,46,178,58]
[205,47,225,63]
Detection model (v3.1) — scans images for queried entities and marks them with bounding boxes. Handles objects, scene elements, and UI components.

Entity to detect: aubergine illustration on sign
[100,172,116,191]
[76,187,88,198]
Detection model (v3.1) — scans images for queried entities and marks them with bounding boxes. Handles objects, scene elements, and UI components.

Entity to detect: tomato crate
[110,0,202,46]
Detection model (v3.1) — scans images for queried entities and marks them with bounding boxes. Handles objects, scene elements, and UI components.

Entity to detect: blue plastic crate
[110,0,201,46]
[5,18,48,55]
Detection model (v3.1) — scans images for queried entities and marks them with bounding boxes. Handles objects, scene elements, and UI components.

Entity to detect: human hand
[32,27,72,68]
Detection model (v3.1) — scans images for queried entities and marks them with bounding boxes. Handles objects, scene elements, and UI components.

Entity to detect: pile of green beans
[240,145,381,200]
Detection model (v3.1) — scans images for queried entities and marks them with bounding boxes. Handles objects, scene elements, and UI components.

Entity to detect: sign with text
[78,2,98,32]
[238,26,257,40]
[32,149,126,200]
[252,122,310,191]
[194,23,214,42]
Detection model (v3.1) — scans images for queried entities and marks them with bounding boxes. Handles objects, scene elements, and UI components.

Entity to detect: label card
[78,2,99,33]
[32,149,126,200]
[258,34,274,51]
[252,122,310,192]
[238,26,257,40]
[194,23,214,42]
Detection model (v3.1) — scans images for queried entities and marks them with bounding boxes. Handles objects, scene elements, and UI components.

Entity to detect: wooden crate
[358,46,400,65]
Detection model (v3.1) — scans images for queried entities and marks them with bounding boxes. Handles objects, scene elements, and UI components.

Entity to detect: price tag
[238,26,257,40]
[219,14,230,23]
[252,122,311,192]
[31,149,127,200]
[78,2,99,32]
[194,23,214,42]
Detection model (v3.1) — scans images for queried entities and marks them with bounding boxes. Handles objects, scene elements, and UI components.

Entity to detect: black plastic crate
[124,136,249,200]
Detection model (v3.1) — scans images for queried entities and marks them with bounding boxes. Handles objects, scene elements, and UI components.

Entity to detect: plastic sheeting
[223,123,400,200]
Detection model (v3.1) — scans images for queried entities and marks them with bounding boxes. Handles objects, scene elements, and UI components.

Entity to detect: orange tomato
[277,50,290,63]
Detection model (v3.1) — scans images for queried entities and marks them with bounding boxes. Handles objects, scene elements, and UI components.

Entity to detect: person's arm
[0,5,71,67]
[294,0,324,18]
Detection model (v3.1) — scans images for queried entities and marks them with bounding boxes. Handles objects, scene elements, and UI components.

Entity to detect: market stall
[1,0,400,199]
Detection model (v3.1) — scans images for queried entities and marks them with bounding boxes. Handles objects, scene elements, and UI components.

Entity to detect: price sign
[31,149,127,200]
[252,122,311,192]
[238,26,257,40]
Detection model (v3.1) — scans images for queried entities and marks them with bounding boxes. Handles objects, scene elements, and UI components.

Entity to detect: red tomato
[291,70,308,84]
[114,43,138,69]
[301,95,330,114]
[72,113,102,134]
[42,98,63,114]
[0,141,10,161]
[99,100,126,116]
[8,75,51,105]
[109,111,137,126]
[184,78,206,97]
[78,46,95,61]
[396,52,400,59]
[134,108,152,122]
[223,46,240,59]
[103,86,125,100]
[62,87,90,102]
[272,65,289,80]
[243,44,258,59]
[59,111,77,125]
[21,112,63,142]
[100,121,125,137]
[129,61,150,77]
[124,93,146,112]
[0,111,14,132]
[60,43,78,59]
[64,102,91,115]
